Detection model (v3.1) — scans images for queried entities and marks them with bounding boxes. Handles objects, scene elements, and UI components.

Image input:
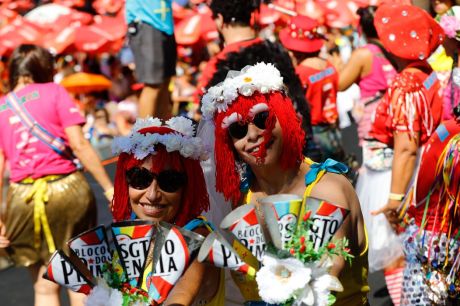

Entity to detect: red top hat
[374,4,445,60]
[279,15,325,53]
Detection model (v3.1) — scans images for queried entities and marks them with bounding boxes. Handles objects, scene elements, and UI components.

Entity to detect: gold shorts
[0,172,96,267]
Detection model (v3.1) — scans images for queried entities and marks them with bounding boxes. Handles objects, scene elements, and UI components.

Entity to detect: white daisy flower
[256,255,311,304]
[166,117,195,137]
[199,62,285,120]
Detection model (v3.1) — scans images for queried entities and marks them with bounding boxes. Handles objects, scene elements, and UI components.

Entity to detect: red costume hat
[279,15,325,53]
[200,63,305,204]
[374,4,445,60]
[111,117,210,226]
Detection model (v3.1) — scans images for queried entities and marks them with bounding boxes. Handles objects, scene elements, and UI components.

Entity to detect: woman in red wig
[199,62,368,305]
[111,116,221,305]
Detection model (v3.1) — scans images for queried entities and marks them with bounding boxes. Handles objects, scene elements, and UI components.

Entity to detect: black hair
[95,107,110,124]
[8,44,54,90]
[210,0,260,26]
[357,6,378,39]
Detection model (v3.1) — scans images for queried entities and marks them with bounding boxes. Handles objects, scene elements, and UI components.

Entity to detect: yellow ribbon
[22,175,61,253]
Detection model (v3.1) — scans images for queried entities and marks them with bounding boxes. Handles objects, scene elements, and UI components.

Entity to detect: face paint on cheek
[253,112,276,165]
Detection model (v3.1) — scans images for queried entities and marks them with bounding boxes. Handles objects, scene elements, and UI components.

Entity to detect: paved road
[0,123,393,305]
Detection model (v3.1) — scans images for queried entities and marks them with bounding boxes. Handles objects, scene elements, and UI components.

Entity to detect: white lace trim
[112,117,208,160]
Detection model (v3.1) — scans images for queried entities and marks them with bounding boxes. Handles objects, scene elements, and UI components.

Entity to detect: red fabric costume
[369,64,443,147]
[296,63,339,125]
[408,119,460,233]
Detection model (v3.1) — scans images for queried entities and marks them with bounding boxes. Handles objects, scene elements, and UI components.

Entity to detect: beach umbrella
[41,25,77,55]
[258,3,281,26]
[53,0,86,8]
[0,16,44,56]
[92,14,126,41]
[316,0,359,28]
[25,3,72,26]
[73,25,112,53]
[175,9,217,45]
[2,0,34,13]
[295,0,325,24]
[0,7,18,29]
[92,0,124,15]
[61,72,112,94]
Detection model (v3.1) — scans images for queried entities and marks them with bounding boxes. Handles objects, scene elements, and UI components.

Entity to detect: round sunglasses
[126,167,187,192]
[228,111,269,139]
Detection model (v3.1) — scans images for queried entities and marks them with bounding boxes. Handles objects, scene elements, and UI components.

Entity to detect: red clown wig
[214,91,305,204]
[111,126,210,227]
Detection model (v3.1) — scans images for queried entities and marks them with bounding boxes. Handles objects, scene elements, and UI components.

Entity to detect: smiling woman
[200,63,369,305]
[111,116,222,305]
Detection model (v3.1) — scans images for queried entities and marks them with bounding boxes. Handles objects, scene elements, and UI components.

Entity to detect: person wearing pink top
[335,6,397,146]
[0,45,113,306]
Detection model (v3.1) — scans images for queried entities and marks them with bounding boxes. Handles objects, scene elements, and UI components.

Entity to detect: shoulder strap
[299,158,349,219]
[183,216,215,232]
[6,92,74,160]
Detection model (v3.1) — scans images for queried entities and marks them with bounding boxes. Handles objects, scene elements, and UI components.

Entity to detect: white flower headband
[201,62,285,120]
[112,116,208,161]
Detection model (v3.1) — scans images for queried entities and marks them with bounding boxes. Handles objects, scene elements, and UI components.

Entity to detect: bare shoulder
[353,47,372,60]
[309,172,359,210]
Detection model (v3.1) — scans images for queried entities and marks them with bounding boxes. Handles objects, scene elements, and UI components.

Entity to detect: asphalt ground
[0,123,393,306]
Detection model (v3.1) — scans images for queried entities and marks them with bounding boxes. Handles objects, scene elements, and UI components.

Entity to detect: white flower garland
[112,117,208,161]
[85,279,149,306]
[201,62,284,120]
[255,255,343,306]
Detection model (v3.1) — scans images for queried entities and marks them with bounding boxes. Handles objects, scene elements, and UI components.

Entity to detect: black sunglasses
[228,111,269,140]
[126,167,187,192]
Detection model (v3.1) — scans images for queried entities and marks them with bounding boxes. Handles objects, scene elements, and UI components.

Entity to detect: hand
[329,52,344,71]
[0,219,10,248]
[371,199,402,232]
[104,187,114,203]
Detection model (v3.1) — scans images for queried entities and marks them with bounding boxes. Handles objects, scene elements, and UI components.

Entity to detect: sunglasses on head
[126,167,187,192]
[228,111,269,140]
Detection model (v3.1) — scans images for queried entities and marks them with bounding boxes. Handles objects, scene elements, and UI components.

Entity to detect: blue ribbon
[183,218,216,232]
[305,158,349,186]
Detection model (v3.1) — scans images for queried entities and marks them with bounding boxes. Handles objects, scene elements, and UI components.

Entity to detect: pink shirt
[0,83,85,182]
[359,44,396,99]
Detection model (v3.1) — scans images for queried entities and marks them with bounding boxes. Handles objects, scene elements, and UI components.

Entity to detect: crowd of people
[0,0,460,306]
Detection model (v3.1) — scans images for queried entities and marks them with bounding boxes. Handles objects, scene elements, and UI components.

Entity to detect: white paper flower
[256,255,312,304]
[164,134,183,152]
[201,96,217,119]
[166,117,195,137]
[222,84,239,105]
[107,289,123,306]
[199,62,285,120]
[239,84,257,97]
[112,136,131,155]
[85,285,111,306]
[112,117,207,160]
[85,278,153,306]
[86,279,150,306]
[132,117,161,131]
[180,142,196,158]
[293,261,343,306]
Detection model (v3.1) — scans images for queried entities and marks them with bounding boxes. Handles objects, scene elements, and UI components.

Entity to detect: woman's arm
[164,259,220,306]
[164,259,205,305]
[0,149,9,248]
[336,48,371,91]
[372,131,419,226]
[309,173,366,277]
[65,125,114,201]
